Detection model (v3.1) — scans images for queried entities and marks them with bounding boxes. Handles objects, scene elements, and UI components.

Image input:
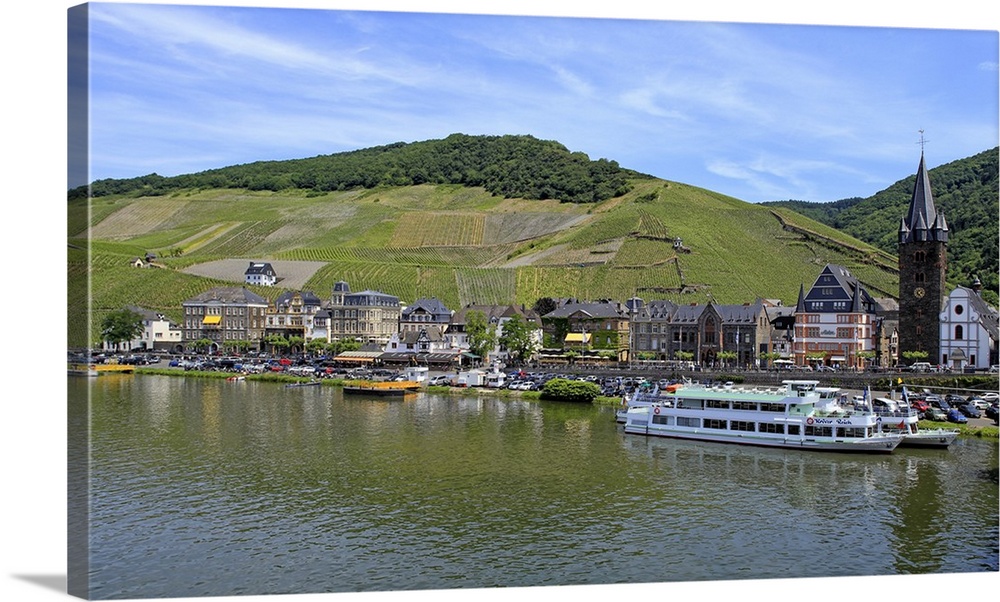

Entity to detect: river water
[71,374,998,600]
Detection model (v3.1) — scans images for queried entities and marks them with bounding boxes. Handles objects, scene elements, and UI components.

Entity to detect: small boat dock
[343,380,420,397]
[68,363,136,376]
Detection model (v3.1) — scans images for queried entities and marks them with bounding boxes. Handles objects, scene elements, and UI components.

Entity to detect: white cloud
[90,3,425,86]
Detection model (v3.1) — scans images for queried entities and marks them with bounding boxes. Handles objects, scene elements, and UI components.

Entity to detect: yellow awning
[202,315,222,325]
[564,333,591,343]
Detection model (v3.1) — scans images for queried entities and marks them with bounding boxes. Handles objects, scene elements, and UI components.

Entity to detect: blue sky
[78,1,999,203]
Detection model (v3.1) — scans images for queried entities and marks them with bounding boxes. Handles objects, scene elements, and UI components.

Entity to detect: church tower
[898,148,948,365]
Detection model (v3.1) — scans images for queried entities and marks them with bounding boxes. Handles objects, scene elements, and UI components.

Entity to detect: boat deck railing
[872,408,919,419]
[788,408,876,418]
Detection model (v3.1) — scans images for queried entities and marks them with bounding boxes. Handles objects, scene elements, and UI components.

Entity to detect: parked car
[946,408,968,424]
[967,397,990,411]
[428,375,452,386]
[908,399,929,413]
[985,404,999,422]
[924,407,948,421]
[928,398,951,411]
[957,403,982,419]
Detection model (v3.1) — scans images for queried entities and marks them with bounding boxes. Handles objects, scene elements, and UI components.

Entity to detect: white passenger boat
[615,382,686,423]
[622,380,903,453]
[873,387,957,448]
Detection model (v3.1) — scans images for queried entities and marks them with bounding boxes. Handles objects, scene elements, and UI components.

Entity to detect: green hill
[70,133,642,204]
[764,148,999,305]
[69,134,916,348]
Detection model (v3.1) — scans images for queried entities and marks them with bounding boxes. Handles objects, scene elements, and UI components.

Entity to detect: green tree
[901,350,929,365]
[532,297,558,317]
[806,353,827,365]
[540,378,601,403]
[305,338,328,355]
[265,334,290,355]
[191,338,214,354]
[326,338,361,355]
[759,351,782,368]
[716,350,737,367]
[100,308,144,351]
[498,315,537,365]
[226,339,252,355]
[466,310,497,364]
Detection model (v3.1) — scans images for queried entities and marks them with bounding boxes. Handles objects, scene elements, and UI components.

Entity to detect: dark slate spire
[899,151,948,243]
[795,283,806,313]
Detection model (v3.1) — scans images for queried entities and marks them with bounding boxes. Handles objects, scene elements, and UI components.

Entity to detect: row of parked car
[906,390,999,424]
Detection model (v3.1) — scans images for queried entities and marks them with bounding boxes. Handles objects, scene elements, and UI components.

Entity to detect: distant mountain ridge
[763,147,999,304]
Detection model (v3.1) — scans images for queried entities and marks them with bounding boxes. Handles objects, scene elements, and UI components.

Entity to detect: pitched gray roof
[715,301,765,324]
[183,287,269,305]
[244,261,276,276]
[274,290,322,309]
[801,264,877,313]
[403,297,452,319]
[401,326,445,344]
[453,304,541,325]
[959,287,1000,341]
[543,301,629,320]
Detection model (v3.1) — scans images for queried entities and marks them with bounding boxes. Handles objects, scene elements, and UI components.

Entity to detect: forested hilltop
[764,148,999,304]
[71,133,646,204]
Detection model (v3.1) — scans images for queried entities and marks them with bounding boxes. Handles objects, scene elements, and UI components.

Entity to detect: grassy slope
[70,180,899,347]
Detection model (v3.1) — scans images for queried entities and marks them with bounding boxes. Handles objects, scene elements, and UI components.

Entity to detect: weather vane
[917,129,929,153]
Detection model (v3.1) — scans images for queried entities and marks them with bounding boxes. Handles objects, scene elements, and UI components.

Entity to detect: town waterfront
[73,374,998,600]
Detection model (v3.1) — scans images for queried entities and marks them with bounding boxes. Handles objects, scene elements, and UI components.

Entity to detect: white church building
[938,278,999,371]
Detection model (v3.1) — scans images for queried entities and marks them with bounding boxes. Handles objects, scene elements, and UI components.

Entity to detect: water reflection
[75,375,998,599]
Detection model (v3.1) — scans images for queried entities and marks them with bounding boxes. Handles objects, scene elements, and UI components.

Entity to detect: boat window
[804,426,833,437]
[652,415,670,425]
[760,403,785,413]
[759,423,783,434]
[731,420,756,432]
[706,400,729,409]
[787,425,800,436]
[732,401,756,411]
[838,427,867,438]
[677,417,700,428]
[704,419,727,429]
